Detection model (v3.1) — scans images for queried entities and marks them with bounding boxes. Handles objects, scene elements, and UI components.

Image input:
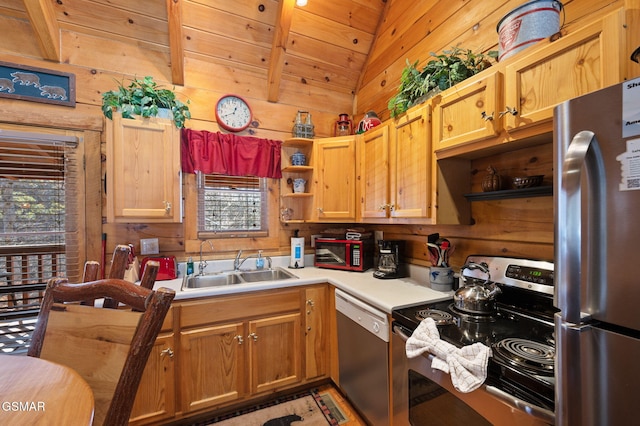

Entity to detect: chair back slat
[103,245,131,309]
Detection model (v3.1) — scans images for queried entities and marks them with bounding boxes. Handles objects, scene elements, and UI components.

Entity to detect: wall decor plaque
[0,61,75,107]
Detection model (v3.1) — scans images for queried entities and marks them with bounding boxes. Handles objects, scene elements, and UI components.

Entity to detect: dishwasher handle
[336,289,390,342]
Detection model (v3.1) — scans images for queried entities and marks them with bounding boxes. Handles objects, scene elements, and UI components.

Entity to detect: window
[0,130,82,353]
[197,172,268,238]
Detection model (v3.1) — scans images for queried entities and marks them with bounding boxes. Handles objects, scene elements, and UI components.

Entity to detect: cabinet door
[390,105,432,218]
[304,286,328,379]
[180,322,245,413]
[106,113,182,223]
[359,124,390,218]
[314,136,356,221]
[433,72,502,151]
[504,10,624,133]
[248,313,302,394]
[129,333,175,425]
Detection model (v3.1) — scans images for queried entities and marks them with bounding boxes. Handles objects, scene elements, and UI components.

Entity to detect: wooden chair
[27,261,175,426]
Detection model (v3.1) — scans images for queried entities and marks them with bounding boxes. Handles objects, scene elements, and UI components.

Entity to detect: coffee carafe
[373,240,407,279]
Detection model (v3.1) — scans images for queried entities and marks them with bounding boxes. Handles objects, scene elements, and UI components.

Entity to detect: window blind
[0,130,80,288]
[197,172,267,237]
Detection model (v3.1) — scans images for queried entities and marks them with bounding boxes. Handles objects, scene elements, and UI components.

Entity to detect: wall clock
[215,94,253,132]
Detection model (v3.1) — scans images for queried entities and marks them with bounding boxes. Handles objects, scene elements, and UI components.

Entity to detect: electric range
[392,255,558,412]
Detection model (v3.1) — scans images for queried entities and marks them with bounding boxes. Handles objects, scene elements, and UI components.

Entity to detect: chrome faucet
[234,250,244,271]
[199,240,214,275]
[234,250,272,271]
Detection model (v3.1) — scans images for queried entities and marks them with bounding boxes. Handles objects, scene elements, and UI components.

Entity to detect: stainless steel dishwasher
[335,289,390,425]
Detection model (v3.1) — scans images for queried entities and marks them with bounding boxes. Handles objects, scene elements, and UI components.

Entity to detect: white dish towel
[405,317,492,393]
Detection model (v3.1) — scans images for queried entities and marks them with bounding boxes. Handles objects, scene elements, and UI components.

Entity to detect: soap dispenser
[289,229,304,269]
[256,250,265,270]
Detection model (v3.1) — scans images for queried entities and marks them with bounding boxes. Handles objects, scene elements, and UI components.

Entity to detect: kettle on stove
[453,262,502,314]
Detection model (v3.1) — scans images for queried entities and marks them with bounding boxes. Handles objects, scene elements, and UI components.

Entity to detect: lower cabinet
[130,285,328,424]
[129,334,176,425]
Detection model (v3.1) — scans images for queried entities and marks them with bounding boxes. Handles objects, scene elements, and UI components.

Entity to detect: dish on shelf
[512,175,543,189]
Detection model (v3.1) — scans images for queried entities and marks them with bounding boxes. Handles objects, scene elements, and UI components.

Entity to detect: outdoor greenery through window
[197,172,267,237]
[0,130,80,353]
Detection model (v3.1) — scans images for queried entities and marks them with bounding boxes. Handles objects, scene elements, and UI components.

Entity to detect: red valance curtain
[181,128,282,178]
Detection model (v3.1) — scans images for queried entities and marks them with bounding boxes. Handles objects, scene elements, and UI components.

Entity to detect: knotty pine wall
[0,0,627,269]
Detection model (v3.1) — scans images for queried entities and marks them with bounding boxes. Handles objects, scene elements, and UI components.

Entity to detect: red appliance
[314,238,373,272]
[141,256,177,281]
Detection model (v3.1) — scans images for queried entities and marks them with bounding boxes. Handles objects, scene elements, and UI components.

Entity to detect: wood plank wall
[0,0,628,270]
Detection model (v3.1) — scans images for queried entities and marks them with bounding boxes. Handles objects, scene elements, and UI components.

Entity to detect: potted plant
[101,76,191,129]
[388,46,498,117]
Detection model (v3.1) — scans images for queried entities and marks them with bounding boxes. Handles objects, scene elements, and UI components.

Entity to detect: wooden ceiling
[8,0,387,103]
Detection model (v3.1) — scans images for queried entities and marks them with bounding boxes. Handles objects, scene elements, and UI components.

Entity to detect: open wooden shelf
[464,185,553,201]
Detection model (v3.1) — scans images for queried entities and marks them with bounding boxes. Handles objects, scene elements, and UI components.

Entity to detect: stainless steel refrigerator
[555,77,640,426]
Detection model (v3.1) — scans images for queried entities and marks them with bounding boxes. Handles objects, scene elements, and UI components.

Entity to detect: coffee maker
[373,240,407,279]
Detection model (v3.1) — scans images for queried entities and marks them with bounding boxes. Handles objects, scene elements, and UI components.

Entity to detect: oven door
[392,325,553,426]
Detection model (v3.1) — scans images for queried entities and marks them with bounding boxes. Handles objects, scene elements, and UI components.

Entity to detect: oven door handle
[485,385,556,424]
[393,325,436,361]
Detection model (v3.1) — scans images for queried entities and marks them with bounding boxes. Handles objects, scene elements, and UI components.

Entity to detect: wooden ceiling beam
[267,0,296,103]
[167,0,185,86]
[22,0,60,61]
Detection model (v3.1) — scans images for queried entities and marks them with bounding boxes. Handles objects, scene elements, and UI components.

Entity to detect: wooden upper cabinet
[433,71,503,151]
[359,105,432,221]
[504,7,634,134]
[314,136,356,221]
[389,104,432,219]
[106,113,182,223]
[359,124,390,219]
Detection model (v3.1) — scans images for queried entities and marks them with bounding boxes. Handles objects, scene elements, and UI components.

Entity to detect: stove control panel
[506,264,554,286]
[464,255,555,296]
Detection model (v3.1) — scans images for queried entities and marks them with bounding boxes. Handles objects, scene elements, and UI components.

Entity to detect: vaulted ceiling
[9,0,387,103]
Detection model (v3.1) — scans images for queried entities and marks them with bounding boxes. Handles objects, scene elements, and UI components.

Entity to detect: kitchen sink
[238,268,297,282]
[182,267,297,290]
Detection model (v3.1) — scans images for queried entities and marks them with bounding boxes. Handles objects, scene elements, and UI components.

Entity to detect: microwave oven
[314,238,374,272]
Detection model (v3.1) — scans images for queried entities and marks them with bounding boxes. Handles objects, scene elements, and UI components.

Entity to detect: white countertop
[153,256,454,313]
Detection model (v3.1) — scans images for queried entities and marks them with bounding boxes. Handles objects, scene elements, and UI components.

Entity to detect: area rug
[203,388,349,425]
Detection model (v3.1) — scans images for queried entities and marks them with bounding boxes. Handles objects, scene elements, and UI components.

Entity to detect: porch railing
[0,244,66,354]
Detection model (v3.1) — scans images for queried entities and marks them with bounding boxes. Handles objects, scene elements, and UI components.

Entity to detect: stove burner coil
[415,308,453,325]
[494,338,555,375]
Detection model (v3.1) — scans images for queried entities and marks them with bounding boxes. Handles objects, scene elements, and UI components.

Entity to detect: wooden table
[0,354,94,425]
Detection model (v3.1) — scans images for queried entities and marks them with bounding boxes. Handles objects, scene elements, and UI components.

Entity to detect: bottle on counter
[186,257,194,275]
[256,250,264,270]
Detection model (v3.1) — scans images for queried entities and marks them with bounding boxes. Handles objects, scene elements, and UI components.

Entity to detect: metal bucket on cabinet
[497,0,563,61]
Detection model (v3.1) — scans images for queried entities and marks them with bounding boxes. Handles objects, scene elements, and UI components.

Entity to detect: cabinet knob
[481,111,494,121]
[160,348,174,358]
[306,299,315,306]
[317,207,324,213]
[248,332,258,342]
[164,201,172,213]
[389,204,395,211]
[499,106,518,118]
[234,335,244,345]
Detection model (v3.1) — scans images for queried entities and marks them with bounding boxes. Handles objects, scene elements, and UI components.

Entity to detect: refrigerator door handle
[558,130,605,324]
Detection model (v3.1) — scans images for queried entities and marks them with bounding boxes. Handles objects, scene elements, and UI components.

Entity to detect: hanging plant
[101,76,191,129]
[388,47,498,117]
